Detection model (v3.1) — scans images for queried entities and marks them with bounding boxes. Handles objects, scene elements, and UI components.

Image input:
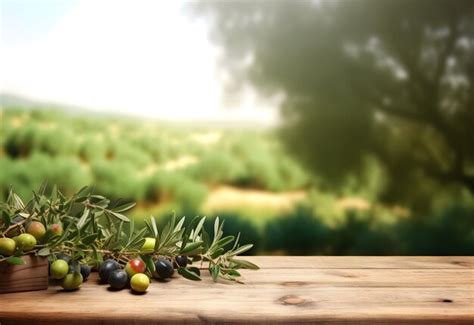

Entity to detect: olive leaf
[230,258,260,270]
[178,267,201,281]
[180,241,203,255]
[230,244,254,256]
[0,185,259,283]
[82,233,98,246]
[6,256,25,265]
[210,264,220,281]
[77,209,90,229]
[141,255,156,273]
[37,247,51,257]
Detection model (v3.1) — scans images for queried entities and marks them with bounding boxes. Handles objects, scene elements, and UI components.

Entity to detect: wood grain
[0,256,473,324]
[0,255,48,294]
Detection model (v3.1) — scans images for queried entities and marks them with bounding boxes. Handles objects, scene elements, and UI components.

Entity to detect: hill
[0,107,312,220]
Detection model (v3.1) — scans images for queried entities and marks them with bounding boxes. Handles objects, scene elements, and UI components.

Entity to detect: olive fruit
[175,255,188,268]
[80,264,91,280]
[16,233,36,251]
[141,237,156,252]
[125,258,146,278]
[0,238,16,256]
[61,272,83,290]
[49,223,63,237]
[50,259,69,279]
[154,258,174,279]
[99,259,119,282]
[55,253,71,264]
[130,273,149,293]
[108,269,129,290]
[26,221,46,240]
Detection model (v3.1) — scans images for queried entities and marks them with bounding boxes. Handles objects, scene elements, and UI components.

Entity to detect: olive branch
[0,184,259,282]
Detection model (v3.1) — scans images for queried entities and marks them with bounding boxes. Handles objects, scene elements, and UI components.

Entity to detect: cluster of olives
[98,255,188,293]
[49,253,91,290]
[0,221,63,256]
[1,223,196,293]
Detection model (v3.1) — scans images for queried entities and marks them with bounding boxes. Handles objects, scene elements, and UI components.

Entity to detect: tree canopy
[194,0,474,209]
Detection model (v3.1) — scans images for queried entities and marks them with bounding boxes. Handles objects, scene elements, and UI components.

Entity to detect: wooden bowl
[0,255,48,294]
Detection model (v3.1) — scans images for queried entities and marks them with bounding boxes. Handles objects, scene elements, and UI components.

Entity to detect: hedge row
[155,205,474,256]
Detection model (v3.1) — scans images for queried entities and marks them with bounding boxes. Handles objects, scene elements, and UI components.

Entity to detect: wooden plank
[237,268,474,287]
[0,256,473,324]
[249,256,474,269]
[1,282,472,323]
[0,255,48,293]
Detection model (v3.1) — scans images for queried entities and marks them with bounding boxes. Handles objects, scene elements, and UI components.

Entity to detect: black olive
[175,255,188,268]
[80,264,91,280]
[154,258,174,279]
[108,269,129,290]
[55,253,71,264]
[99,259,119,282]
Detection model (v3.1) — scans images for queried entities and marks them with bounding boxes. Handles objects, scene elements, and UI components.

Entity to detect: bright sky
[0,0,280,125]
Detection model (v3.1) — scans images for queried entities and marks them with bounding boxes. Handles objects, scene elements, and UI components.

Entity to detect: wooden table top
[0,256,473,324]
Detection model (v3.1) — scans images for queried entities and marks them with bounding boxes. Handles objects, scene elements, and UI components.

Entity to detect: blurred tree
[194,0,474,208]
[263,206,330,254]
[395,204,474,255]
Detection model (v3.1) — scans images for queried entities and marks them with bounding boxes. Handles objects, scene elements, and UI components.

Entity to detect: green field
[0,108,311,218]
[1,107,473,255]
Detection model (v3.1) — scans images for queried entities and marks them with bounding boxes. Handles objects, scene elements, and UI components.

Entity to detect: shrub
[144,172,208,211]
[185,151,244,185]
[330,211,395,255]
[34,128,79,156]
[277,156,311,190]
[107,141,152,168]
[395,204,474,255]
[47,157,92,194]
[0,154,91,199]
[78,135,108,162]
[3,125,38,158]
[91,160,145,200]
[130,137,171,163]
[263,206,330,254]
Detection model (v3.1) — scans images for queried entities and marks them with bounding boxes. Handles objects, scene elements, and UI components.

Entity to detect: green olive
[140,237,156,252]
[0,238,16,256]
[130,273,149,293]
[50,259,69,279]
[16,233,37,251]
[26,221,46,240]
[61,272,83,291]
[49,223,63,237]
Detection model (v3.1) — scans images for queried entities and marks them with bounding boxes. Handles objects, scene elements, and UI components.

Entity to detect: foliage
[203,214,261,255]
[144,171,208,212]
[329,212,395,255]
[185,151,245,185]
[0,154,91,200]
[262,205,474,255]
[194,0,474,210]
[91,160,146,201]
[395,204,474,255]
[2,109,472,256]
[0,109,312,206]
[263,206,330,255]
[0,184,258,282]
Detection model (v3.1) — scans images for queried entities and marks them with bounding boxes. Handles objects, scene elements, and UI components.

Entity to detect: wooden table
[0,256,473,324]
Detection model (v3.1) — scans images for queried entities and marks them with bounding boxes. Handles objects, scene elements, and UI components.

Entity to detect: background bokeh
[1,0,473,255]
